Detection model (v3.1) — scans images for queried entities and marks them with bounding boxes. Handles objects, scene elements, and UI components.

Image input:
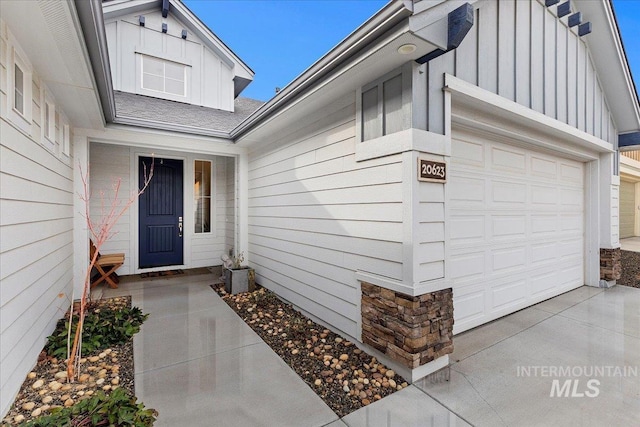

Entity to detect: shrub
[22,387,157,427]
[46,305,148,359]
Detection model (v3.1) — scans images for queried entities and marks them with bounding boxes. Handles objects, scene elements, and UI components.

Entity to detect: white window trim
[61,122,71,158]
[41,89,56,152]
[355,64,412,144]
[136,53,191,103]
[7,33,33,134]
[193,158,216,236]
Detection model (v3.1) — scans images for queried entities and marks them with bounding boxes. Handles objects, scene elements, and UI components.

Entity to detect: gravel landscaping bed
[212,284,408,417]
[620,250,640,288]
[1,297,136,426]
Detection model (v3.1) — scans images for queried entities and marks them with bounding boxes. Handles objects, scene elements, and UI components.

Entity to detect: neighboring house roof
[114,91,263,134]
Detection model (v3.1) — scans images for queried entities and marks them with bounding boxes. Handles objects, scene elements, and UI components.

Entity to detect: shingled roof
[114,91,264,134]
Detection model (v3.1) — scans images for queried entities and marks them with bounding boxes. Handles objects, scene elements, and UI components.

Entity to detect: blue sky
[184,0,640,102]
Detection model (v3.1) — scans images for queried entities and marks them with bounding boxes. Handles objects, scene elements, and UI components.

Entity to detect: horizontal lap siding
[0,123,73,416]
[248,101,403,338]
[89,143,133,273]
[426,0,617,143]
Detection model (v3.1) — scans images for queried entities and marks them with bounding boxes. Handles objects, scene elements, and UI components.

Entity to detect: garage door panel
[453,138,485,167]
[491,181,527,206]
[450,215,484,245]
[560,188,583,208]
[531,185,558,206]
[560,162,584,184]
[491,215,526,239]
[454,290,485,325]
[530,271,558,296]
[531,155,558,178]
[491,146,526,173]
[491,246,526,273]
[451,131,584,334]
[450,176,485,204]
[449,251,485,280]
[531,214,559,235]
[531,242,558,265]
[491,280,527,311]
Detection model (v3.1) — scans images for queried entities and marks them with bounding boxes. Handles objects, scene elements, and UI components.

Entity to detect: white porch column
[237,149,249,261]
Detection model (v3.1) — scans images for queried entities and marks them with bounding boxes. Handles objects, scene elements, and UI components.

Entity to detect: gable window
[359,70,408,142]
[141,55,186,97]
[194,160,212,234]
[14,63,24,114]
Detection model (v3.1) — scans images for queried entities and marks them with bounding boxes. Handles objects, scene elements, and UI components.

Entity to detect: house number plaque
[418,158,447,183]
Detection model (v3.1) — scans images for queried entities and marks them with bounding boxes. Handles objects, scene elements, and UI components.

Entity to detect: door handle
[178,216,183,237]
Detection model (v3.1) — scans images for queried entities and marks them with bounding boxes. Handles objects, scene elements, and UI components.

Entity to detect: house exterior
[1,0,639,417]
[620,150,640,238]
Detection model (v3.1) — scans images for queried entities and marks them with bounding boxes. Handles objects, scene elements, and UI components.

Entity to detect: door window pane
[194,160,212,233]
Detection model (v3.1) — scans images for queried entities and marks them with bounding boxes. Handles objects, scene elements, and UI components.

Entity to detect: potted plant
[223,252,255,294]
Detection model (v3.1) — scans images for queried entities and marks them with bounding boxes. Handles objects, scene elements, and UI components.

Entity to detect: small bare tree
[66,159,153,380]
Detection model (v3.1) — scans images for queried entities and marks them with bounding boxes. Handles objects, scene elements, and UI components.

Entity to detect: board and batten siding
[105,10,234,111]
[424,0,618,144]
[247,97,404,338]
[0,26,74,416]
[89,143,233,273]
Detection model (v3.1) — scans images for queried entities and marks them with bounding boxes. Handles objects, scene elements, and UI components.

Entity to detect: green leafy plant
[22,387,157,427]
[46,305,148,359]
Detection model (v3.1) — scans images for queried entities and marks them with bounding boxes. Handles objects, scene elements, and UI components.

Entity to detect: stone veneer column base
[361,282,453,370]
[600,248,621,283]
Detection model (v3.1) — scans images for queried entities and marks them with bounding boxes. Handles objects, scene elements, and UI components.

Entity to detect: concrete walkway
[621,236,640,252]
[101,273,640,426]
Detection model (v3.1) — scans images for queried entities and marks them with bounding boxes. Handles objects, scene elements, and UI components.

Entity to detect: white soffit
[0,0,103,129]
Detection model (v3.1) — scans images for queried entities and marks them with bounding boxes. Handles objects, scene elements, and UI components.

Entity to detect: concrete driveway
[415,285,640,426]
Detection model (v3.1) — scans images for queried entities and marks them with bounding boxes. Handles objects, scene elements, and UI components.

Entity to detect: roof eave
[74,0,117,124]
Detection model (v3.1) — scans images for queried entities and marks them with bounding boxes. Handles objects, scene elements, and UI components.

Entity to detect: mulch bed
[211,284,408,418]
[620,250,640,288]
[1,297,136,426]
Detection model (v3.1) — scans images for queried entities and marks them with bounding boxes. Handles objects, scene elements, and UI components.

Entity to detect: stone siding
[361,283,453,369]
[600,248,622,281]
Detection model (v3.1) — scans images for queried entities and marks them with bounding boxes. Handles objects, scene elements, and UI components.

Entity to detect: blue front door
[139,157,184,268]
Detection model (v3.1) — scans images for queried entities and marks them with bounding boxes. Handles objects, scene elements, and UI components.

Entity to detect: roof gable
[103,0,253,96]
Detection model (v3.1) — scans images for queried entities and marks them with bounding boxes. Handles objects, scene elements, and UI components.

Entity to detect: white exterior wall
[247,96,404,338]
[224,156,236,254]
[0,23,74,416]
[423,0,618,144]
[89,143,233,273]
[105,10,234,111]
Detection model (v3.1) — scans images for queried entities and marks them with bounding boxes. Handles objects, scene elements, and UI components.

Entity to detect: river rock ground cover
[212,284,408,417]
[620,250,640,288]
[1,297,139,426]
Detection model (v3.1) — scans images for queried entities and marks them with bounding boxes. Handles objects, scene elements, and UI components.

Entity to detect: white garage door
[620,180,636,239]
[449,130,585,333]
